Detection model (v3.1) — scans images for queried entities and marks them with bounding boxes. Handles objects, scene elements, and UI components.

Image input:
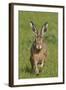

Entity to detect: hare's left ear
[41,22,48,36]
[29,21,37,33]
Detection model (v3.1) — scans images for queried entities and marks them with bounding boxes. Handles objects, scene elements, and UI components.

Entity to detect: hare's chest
[33,50,44,61]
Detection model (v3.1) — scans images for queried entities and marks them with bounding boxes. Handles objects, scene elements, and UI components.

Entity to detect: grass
[18,11,58,79]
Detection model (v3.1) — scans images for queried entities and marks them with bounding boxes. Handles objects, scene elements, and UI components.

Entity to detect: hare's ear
[30,21,36,33]
[41,22,48,36]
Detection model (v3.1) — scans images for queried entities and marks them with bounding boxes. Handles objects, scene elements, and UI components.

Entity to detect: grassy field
[18,11,58,79]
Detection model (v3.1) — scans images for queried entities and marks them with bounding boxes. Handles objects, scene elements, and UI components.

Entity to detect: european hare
[30,21,48,75]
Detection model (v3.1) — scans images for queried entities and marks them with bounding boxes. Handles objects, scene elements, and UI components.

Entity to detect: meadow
[18,11,58,79]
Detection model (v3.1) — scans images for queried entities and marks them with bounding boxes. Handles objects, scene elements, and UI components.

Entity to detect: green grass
[18,11,58,79]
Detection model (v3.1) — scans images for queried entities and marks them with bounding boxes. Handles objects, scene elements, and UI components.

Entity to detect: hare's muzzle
[36,44,42,50]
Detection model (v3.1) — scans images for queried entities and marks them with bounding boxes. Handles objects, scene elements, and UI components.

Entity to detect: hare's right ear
[30,21,36,33]
[41,22,48,36]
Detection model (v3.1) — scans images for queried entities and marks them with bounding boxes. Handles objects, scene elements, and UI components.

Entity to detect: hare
[30,21,48,75]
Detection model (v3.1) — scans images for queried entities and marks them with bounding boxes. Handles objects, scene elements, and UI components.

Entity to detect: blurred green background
[18,11,58,79]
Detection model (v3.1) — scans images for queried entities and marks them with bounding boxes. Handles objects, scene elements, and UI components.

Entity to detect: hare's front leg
[34,61,39,75]
[40,60,44,68]
[39,60,44,72]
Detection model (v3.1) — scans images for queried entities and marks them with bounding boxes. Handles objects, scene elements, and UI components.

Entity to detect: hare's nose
[36,45,42,49]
